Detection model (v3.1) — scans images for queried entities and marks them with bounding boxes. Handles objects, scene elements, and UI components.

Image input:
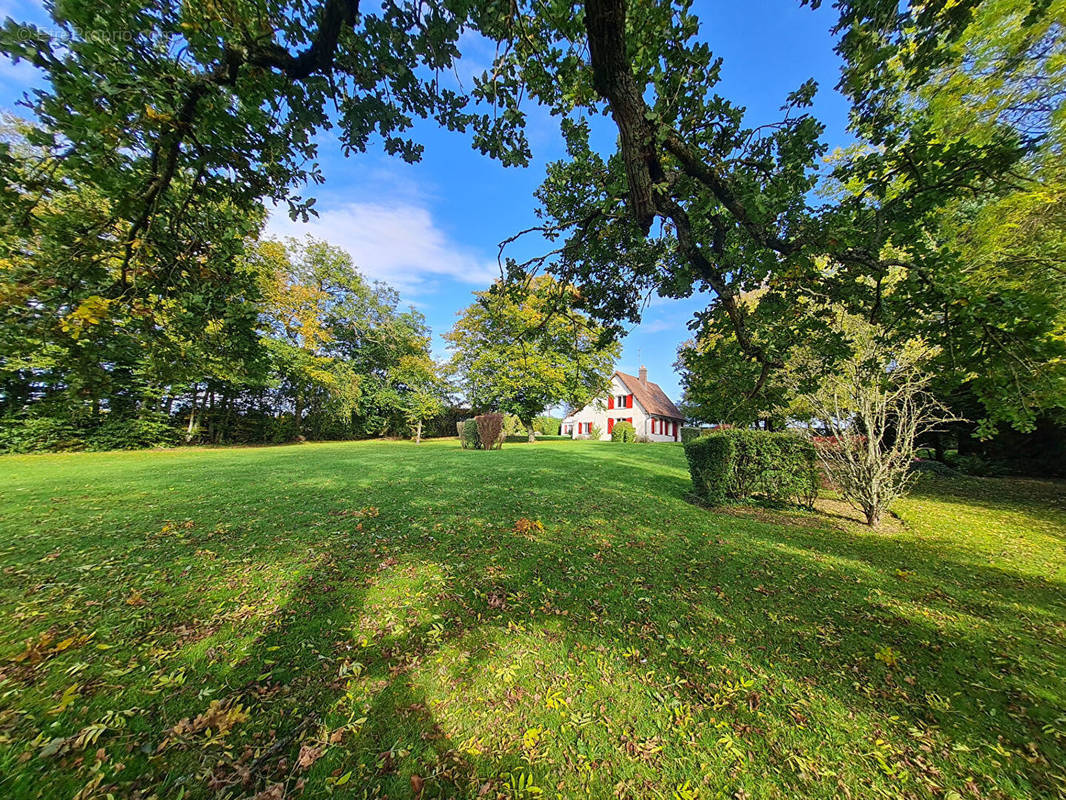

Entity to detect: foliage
[684,430,818,509]
[610,421,636,443]
[474,412,505,451]
[588,424,603,441]
[460,419,481,450]
[0,0,532,285]
[680,426,712,444]
[533,416,562,436]
[446,276,618,443]
[1,440,1064,798]
[948,453,1009,478]
[84,414,181,452]
[0,416,85,454]
[908,459,958,478]
[684,434,736,506]
[799,318,959,527]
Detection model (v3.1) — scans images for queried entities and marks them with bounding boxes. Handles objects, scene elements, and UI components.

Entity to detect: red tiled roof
[615,371,683,419]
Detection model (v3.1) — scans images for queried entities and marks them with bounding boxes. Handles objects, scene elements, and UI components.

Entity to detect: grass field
[1,439,1063,800]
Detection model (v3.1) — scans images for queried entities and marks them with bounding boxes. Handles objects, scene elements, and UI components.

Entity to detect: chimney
[638,365,648,384]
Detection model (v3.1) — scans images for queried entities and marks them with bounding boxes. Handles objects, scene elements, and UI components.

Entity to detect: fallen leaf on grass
[411,774,425,796]
[252,784,284,800]
[125,590,146,607]
[297,743,325,770]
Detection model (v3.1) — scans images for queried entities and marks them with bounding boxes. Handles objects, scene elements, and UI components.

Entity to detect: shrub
[85,414,180,451]
[683,434,735,505]
[949,453,1008,477]
[589,424,603,441]
[680,426,704,444]
[475,412,505,450]
[503,414,525,437]
[908,458,958,477]
[683,429,818,508]
[460,419,481,449]
[0,416,86,453]
[611,421,636,442]
[534,416,561,436]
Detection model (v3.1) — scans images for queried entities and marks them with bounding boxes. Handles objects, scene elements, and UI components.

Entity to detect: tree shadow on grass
[7,444,1064,799]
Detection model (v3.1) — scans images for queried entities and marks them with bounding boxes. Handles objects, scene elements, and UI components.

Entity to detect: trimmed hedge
[684,434,735,505]
[680,426,705,444]
[684,429,818,508]
[460,418,481,449]
[611,421,636,442]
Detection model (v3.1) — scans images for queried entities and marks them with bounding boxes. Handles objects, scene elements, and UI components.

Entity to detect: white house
[560,367,685,442]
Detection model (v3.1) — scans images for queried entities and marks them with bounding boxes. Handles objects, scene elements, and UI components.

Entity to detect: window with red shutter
[626,394,633,408]
[607,396,614,409]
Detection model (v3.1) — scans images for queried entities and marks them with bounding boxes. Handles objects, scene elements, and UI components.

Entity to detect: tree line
[0,0,1062,464]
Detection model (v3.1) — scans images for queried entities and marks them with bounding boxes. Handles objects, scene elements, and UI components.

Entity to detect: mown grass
[0,439,1063,800]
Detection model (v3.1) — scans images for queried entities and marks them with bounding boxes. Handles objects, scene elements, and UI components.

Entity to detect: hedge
[680,426,705,444]
[611,421,636,442]
[683,429,818,508]
[460,418,481,449]
[683,434,735,505]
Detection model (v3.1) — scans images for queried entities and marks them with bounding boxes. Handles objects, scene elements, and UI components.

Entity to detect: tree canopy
[445,276,619,441]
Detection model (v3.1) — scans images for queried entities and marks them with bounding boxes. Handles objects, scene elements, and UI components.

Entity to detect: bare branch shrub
[800,318,961,527]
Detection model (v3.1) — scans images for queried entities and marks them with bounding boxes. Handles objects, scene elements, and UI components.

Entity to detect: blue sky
[0,0,852,403]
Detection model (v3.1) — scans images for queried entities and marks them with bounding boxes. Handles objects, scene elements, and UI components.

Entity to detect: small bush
[949,453,1008,477]
[683,429,818,508]
[85,414,180,451]
[475,412,505,450]
[589,424,603,441]
[611,421,636,442]
[460,419,481,449]
[908,459,958,477]
[0,416,86,453]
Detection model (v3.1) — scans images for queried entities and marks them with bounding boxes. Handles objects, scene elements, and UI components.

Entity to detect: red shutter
[607,418,614,435]
[608,396,614,410]
[626,394,633,408]
[652,419,657,434]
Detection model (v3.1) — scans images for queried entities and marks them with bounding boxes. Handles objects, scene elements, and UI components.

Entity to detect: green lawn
[1,440,1063,800]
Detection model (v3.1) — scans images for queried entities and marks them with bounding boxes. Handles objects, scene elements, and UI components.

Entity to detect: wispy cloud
[266,201,500,296]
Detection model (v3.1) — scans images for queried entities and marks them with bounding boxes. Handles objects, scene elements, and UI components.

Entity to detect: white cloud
[266,201,500,295]
[640,317,682,334]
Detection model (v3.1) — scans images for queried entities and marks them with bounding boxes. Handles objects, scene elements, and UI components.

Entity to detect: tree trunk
[527,422,536,443]
[415,420,422,445]
[185,385,199,443]
[933,432,946,463]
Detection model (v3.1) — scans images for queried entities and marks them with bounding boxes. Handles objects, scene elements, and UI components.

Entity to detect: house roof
[615,371,684,420]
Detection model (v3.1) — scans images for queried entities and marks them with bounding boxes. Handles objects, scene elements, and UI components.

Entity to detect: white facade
[561,372,682,442]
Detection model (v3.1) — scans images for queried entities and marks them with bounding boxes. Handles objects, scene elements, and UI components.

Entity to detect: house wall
[562,375,680,441]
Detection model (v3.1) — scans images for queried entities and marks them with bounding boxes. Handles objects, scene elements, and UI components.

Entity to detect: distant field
[1,439,1063,799]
